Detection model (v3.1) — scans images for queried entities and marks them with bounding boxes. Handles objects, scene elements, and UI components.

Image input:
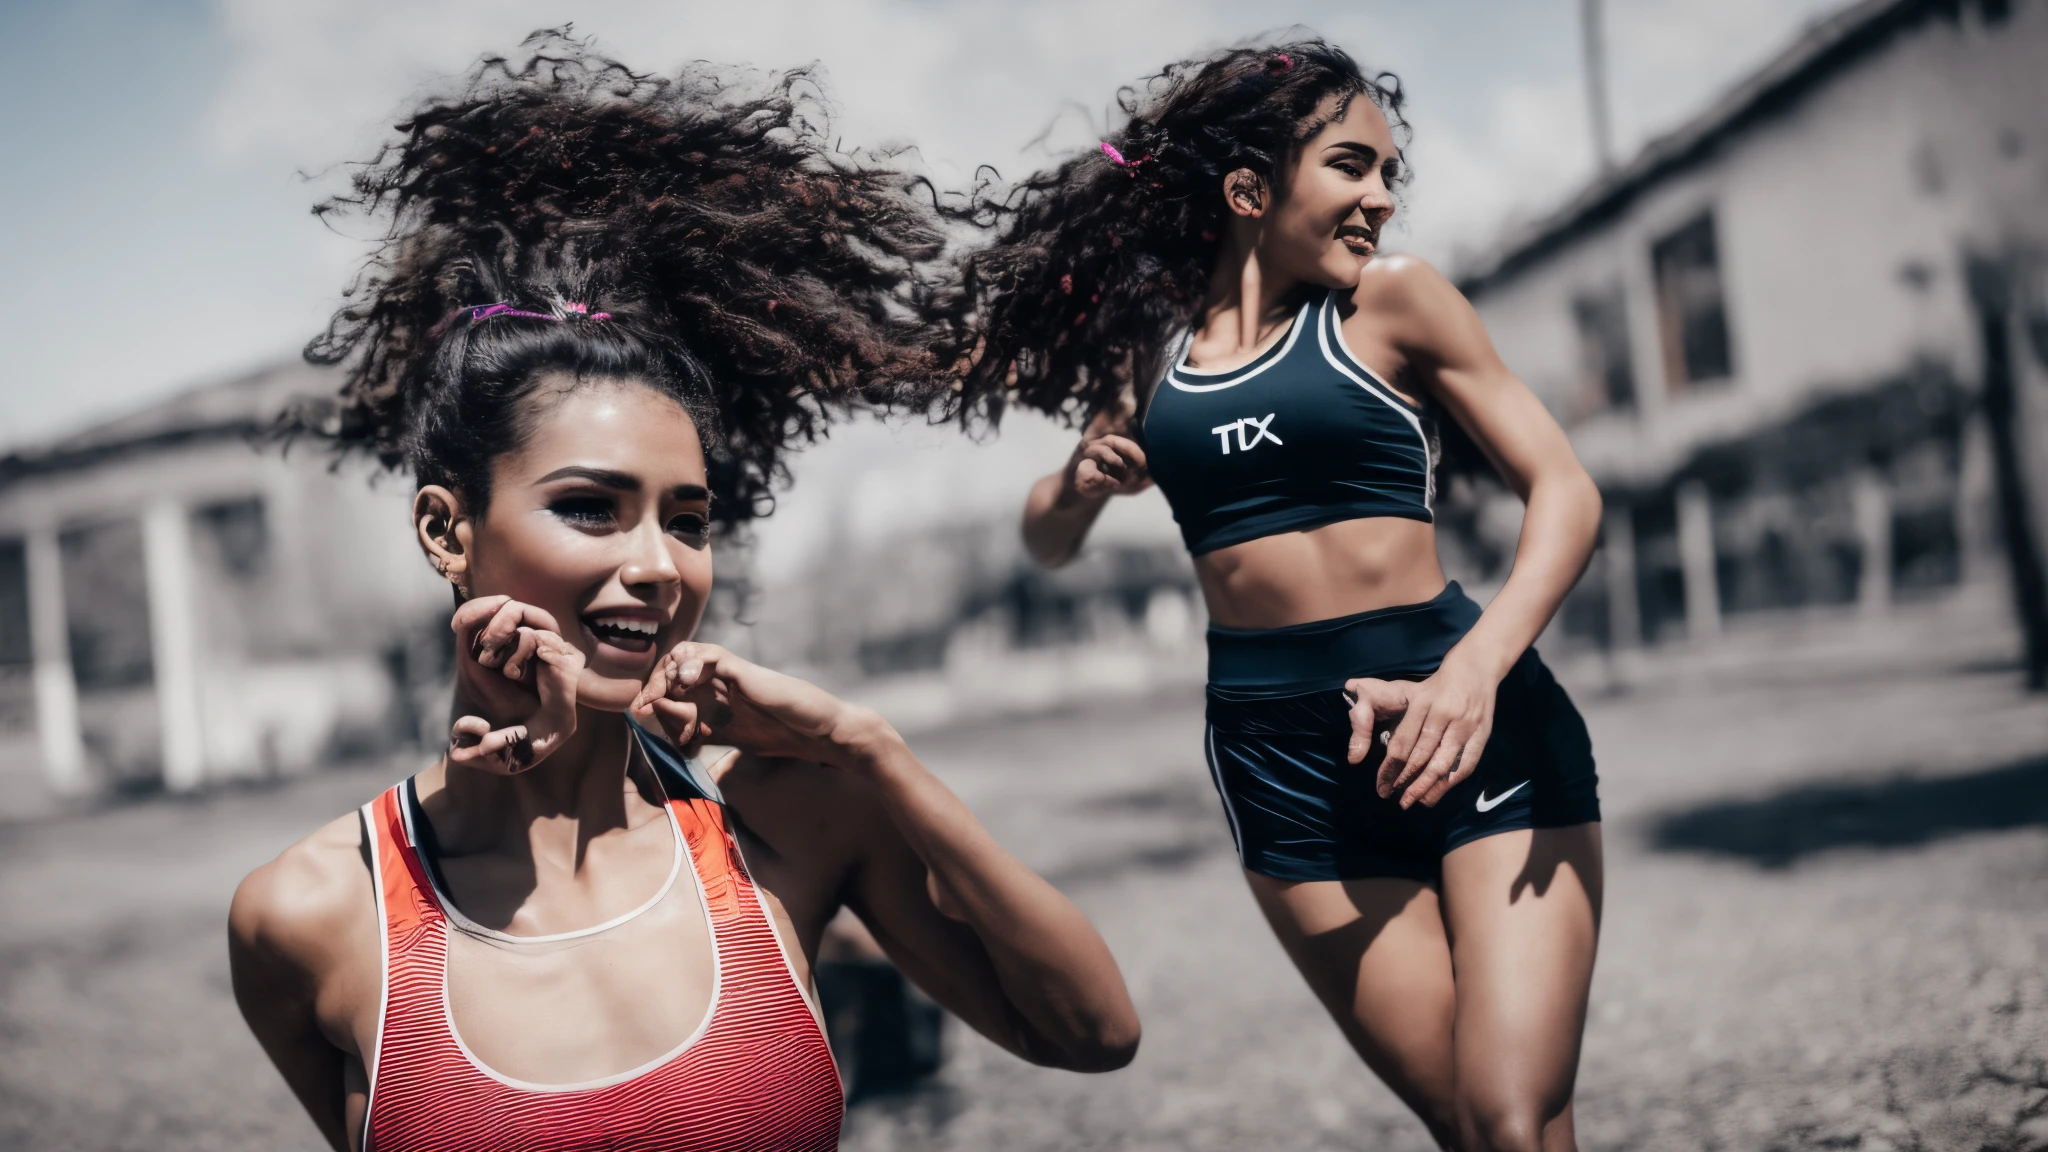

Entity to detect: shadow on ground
[1649,753,2048,867]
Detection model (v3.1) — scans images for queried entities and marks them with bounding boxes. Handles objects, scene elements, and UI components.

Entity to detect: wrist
[1440,636,1516,685]
[826,705,905,772]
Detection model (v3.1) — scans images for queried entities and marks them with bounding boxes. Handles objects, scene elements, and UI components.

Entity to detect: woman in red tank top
[227,37,1139,1152]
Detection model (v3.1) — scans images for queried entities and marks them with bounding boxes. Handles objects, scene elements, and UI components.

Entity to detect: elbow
[1020,524,1079,570]
[1077,1022,1141,1073]
[1036,1010,1141,1073]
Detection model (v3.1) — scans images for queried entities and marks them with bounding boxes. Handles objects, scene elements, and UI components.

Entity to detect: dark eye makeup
[668,513,710,546]
[549,495,617,527]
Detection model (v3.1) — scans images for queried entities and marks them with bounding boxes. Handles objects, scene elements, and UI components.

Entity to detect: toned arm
[1370,256,1602,682]
[1021,404,1153,568]
[227,814,381,1152]
[728,739,1140,1073]
[1340,258,1603,807]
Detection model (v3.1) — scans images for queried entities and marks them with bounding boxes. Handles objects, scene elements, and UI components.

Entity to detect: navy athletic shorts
[1203,582,1601,883]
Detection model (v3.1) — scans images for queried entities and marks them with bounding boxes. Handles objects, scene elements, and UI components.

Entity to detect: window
[1651,211,1734,390]
[194,497,268,579]
[0,539,27,666]
[1571,283,1635,414]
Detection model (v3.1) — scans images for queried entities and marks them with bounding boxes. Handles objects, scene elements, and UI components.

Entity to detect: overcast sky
[0,0,1852,577]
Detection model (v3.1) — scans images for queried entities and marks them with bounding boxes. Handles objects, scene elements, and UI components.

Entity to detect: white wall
[1469,2,2048,487]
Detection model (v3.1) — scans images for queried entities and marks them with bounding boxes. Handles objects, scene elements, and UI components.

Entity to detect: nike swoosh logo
[1475,781,1529,812]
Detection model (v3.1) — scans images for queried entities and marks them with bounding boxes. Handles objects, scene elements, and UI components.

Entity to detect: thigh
[1440,825,1603,1148]
[1246,871,1459,1142]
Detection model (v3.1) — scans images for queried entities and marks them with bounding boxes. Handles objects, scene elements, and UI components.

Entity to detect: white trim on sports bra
[1166,301,1312,392]
[396,739,726,1094]
[1314,292,1435,509]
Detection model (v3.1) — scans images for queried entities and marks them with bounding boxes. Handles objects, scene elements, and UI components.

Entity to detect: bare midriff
[1195,516,1446,630]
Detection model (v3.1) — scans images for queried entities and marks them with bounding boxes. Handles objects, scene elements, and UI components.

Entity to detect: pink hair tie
[468,301,613,323]
[1100,141,1150,176]
[1273,53,1295,71]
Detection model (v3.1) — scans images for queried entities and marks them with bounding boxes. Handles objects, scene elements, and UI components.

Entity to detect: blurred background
[2,0,2046,1149]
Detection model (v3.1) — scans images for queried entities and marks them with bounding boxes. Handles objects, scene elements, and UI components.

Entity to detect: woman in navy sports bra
[942,40,1604,1151]
[228,40,1137,1152]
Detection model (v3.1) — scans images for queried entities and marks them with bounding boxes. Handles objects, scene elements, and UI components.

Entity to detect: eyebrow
[1324,142,1382,162]
[533,466,709,502]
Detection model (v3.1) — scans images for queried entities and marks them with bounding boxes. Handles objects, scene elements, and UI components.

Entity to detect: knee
[1455,1094,1553,1152]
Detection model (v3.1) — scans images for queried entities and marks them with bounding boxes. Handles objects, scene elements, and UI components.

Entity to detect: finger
[1377,703,1430,797]
[499,627,543,683]
[1345,688,1381,766]
[1097,435,1148,472]
[650,698,701,748]
[631,656,674,713]
[449,720,531,768]
[1394,718,1450,798]
[1418,729,1486,809]
[1427,721,1492,807]
[1403,721,1469,809]
[524,636,584,760]
[449,714,493,749]
[474,599,529,667]
[1084,444,1128,482]
[1345,679,1411,765]
[669,643,730,695]
[451,595,512,639]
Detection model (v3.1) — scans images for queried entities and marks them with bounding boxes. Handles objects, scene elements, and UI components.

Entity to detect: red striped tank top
[357,736,843,1151]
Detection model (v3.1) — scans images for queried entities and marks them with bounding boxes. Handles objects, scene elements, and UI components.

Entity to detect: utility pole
[1580,0,1616,173]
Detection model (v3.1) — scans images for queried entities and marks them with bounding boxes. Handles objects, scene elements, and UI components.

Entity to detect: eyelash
[551,497,615,527]
[669,514,709,545]
[550,498,707,544]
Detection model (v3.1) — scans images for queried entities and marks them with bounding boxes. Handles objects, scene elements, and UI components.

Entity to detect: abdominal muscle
[1194,516,1446,630]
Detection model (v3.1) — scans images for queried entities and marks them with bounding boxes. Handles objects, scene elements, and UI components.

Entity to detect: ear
[1223,169,1269,219]
[414,485,473,597]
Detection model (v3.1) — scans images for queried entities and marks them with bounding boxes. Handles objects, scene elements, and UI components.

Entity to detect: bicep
[842,819,1034,1058]
[1402,274,1581,500]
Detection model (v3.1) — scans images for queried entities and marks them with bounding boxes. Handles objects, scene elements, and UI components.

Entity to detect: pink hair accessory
[1273,53,1295,71]
[1100,141,1151,176]
[468,301,613,323]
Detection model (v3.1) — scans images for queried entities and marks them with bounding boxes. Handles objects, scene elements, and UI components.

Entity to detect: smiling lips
[1338,225,1376,255]
[584,612,663,655]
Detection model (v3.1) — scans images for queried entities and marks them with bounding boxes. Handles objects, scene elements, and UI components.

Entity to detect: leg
[1440,825,1603,1152]
[1245,871,1461,1148]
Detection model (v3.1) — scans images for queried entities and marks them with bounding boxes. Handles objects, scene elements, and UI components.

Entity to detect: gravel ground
[2,658,2045,1151]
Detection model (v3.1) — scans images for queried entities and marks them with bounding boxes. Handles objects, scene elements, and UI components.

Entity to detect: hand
[447,596,584,774]
[1062,406,1151,503]
[630,642,890,770]
[1352,655,1499,809]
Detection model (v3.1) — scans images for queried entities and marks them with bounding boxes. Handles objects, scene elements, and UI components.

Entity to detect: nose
[618,517,682,592]
[1360,183,1395,226]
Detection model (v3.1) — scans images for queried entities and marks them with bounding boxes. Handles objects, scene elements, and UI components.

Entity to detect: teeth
[593,618,658,636]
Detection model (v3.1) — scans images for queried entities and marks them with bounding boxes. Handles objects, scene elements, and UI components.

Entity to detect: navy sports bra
[1141,289,1437,556]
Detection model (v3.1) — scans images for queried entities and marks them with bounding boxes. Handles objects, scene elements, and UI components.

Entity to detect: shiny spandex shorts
[1203,582,1601,883]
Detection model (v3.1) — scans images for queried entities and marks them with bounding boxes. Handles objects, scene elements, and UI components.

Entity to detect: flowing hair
[933,38,1407,426]
[299,30,949,528]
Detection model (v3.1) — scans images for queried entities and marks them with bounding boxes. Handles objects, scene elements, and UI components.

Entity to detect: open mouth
[582,612,663,657]
[1338,226,1377,256]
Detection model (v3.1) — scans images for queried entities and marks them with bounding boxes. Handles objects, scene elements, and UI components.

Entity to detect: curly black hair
[935,38,1406,425]
[301,30,948,528]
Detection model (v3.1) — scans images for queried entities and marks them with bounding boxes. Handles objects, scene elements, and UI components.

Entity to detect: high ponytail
[300,30,949,528]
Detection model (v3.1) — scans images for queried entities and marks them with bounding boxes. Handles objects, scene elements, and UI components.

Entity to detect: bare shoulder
[1350,253,1464,317]
[229,811,377,977]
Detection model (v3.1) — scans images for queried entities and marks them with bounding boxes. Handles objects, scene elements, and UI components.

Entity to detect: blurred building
[1459,0,2048,656]
[0,361,445,809]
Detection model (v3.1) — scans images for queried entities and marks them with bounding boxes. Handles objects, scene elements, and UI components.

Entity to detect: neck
[1201,224,1303,351]
[430,707,649,872]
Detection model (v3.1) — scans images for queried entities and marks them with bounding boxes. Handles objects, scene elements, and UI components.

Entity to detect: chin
[576,668,648,713]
